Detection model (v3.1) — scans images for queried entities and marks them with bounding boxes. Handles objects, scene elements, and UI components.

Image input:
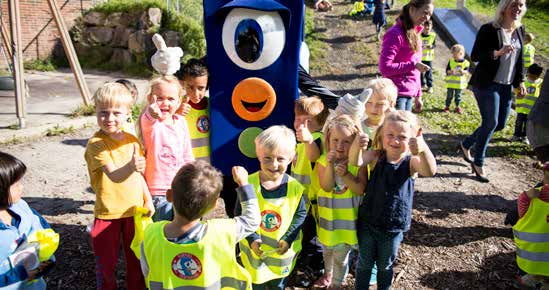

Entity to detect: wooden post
[8,0,26,128]
[47,0,91,106]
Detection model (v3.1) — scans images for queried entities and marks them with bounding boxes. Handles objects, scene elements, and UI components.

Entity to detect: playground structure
[2,0,91,129]
[432,0,481,58]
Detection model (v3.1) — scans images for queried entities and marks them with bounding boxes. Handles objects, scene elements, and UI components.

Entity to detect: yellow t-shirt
[84,130,145,219]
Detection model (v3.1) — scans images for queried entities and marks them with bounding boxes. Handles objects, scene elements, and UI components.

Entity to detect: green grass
[70,104,96,118]
[434,0,549,60]
[419,70,532,158]
[45,125,76,137]
[305,9,327,70]
[24,58,57,71]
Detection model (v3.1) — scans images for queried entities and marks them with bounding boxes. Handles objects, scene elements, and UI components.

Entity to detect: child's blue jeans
[446,88,463,107]
[151,195,174,222]
[355,223,403,290]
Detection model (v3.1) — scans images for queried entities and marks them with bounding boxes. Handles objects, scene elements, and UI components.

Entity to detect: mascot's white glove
[151,33,184,75]
[335,88,372,121]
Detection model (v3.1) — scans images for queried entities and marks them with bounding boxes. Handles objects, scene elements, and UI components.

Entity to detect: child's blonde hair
[255,125,296,155]
[93,82,133,109]
[372,110,419,150]
[147,75,184,102]
[294,96,329,127]
[451,44,465,55]
[367,78,398,105]
[323,114,360,152]
[525,33,535,44]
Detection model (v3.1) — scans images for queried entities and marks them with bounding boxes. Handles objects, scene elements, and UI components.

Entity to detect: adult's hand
[314,0,332,11]
[495,44,515,58]
[415,62,430,73]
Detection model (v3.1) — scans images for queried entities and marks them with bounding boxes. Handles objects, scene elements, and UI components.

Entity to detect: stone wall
[0,0,93,67]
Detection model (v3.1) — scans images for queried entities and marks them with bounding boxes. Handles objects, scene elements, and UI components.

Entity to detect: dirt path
[310,2,542,289]
[0,2,543,290]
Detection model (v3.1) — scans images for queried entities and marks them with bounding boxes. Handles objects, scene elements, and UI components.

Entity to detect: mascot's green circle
[238,127,263,158]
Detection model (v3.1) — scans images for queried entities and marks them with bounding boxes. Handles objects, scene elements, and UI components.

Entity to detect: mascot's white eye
[222,8,285,70]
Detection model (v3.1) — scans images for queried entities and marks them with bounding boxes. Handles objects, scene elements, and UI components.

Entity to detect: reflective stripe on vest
[144,220,251,289]
[516,79,542,115]
[185,101,210,160]
[445,59,470,89]
[524,44,535,68]
[149,277,247,290]
[316,154,360,247]
[239,172,304,284]
[513,196,549,276]
[421,33,436,61]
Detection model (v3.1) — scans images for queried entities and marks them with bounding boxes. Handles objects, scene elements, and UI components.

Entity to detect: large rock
[110,49,133,67]
[139,8,162,30]
[128,30,149,54]
[105,12,132,28]
[87,27,113,45]
[161,31,180,47]
[83,12,105,26]
[75,43,113,64]
[111,27,134,48]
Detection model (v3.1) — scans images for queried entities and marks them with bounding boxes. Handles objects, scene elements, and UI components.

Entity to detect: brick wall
[0,0,93,66]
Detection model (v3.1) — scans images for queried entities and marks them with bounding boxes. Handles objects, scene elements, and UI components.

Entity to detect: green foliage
[45,125,76,137]
[419,72,532,158]
[24,59,57,71]
[70,104,96,118]
[304,9,327,70]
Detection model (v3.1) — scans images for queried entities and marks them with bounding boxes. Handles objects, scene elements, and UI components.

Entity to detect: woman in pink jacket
[379,0,434,111]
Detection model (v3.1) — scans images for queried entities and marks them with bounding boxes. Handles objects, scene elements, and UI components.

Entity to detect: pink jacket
[140,110,194,196]
[379,19,423,98]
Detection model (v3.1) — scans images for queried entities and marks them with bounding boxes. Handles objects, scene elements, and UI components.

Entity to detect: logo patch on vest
[527,86,535,94]
[261,210,282,232]
[171,253,202,280]
[196,115,210,133]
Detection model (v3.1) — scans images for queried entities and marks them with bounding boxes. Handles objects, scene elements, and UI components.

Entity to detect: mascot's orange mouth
[232,77,276,121]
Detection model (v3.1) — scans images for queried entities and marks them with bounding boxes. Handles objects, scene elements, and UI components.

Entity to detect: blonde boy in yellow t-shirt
[84,82,154,290]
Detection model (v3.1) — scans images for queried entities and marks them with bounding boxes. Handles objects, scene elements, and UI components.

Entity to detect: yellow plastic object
[131,206,153,259]
[27,229,59,261]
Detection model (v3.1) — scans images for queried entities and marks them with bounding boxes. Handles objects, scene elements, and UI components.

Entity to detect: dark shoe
[471,164,489,183]
[457,142,473,163]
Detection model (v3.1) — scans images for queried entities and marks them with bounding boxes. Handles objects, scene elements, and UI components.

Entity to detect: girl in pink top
[379,0,434,112]
[140,76,194,221]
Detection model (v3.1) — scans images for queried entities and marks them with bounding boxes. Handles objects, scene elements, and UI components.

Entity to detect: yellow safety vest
[239,172,304,284]
[445,59,470,90]
[143,220,252,289]
[516,79,543,115]
[421,33,436,62]
[291,132,322,214]
[316,154,361,247]
[185,98,211,163]
[513,192,549,276]
[524,44,535,69]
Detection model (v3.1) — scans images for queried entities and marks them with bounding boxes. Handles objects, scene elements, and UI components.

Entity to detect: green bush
[24,59,57,71]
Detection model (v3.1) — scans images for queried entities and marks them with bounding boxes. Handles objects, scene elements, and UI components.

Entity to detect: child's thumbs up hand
[148,95,162,119]
[409,128,424,156]
[176,96,191,116]
[296,120,313,144]
[327,149,337,164]
[251,240,263,257]
[232,166,249,187]
[132,143,146,173]
[335,160,349,177]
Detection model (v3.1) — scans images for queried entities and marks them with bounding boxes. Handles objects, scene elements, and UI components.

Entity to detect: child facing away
[513,63,544,143]
[444,44,470,114]
[373,0,387,41]
[115,79,139,137]
[85,82,154,290]
[175,58,211,163]
[420,20,436,94]
[513,162,549,288]
[0,151,56,289]
[523,33,535,69]
[237,126,307,289]
[140,161,260,289]
[355,110,436,290]
[140,76,194,222]
[314,115,369,289]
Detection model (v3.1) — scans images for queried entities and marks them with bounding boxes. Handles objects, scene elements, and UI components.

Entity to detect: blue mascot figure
[204,0,304,175]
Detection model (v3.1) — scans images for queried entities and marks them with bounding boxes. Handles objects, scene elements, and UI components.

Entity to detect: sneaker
[427,87,434,94]
[523,138,530,145]
[443,107,450,113]
[455,107,462,114]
